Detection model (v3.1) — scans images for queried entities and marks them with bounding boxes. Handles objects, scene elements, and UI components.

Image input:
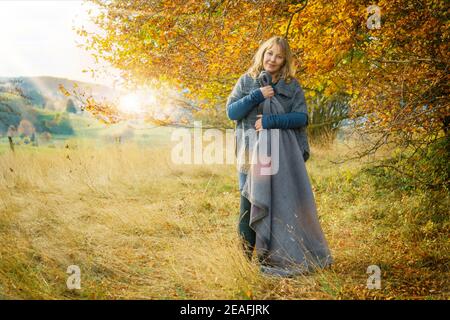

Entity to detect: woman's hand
[260,86,275,99]
[255,115,263,132]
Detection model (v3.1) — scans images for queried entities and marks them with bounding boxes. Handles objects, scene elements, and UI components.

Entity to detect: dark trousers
[238,194,256,259]
[238,173,256,259]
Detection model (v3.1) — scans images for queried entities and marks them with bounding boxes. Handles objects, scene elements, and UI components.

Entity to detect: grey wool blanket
[241,71,333,277]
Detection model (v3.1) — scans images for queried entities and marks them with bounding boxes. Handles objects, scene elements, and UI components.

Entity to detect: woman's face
[263,44,285,77]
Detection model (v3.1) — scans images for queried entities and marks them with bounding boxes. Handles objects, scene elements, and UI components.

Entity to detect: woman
[226,36,333,277]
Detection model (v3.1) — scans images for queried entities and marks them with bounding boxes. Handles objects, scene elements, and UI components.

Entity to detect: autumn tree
[80,0,449,188]
[66,99,78,114]
[80,0,298,125]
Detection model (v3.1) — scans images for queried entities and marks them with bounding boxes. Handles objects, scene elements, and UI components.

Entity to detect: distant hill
[0,76,120,135]
[0,75,194,138]
[0,92,73,136]
[0,76,116,112]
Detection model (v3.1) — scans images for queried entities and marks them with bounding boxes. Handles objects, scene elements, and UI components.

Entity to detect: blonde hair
[247,36,296,83]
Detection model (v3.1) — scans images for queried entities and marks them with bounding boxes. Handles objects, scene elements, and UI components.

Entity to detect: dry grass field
[0,138,448,299]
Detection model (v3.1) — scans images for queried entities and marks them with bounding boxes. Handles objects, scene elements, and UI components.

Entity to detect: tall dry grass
[0,139,447,299]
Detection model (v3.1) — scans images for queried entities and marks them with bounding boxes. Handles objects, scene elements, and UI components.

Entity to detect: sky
[0,0,121,87]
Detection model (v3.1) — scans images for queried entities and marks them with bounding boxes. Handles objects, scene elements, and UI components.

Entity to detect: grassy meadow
[0,130,448,300]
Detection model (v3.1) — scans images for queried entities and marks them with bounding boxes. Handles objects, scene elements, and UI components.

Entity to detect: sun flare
[119,93,142,114]
[118,90,157,115]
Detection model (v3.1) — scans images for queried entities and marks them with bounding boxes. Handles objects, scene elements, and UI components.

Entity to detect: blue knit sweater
[226,86,308,129]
